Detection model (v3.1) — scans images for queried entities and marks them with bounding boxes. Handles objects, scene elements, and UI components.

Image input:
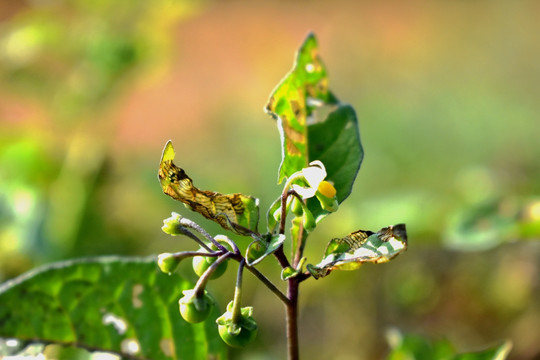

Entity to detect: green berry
[178,290,214,324]
[192,255,228,279]
[216,302,258,348]
[218,322,258,348]
[157,253,180,274]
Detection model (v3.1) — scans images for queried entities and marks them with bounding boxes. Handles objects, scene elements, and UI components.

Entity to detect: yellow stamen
[318,180,336,198]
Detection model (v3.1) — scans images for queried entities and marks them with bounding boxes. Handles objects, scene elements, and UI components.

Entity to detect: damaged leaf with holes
[265,33,364,260]
[307,224,408,279]
[0,257,227,360]
[265,32,339,183]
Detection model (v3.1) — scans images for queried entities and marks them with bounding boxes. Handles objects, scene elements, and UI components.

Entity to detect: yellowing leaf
[307,224,407,279]
[158,141,259,236]
[265,33,338,184]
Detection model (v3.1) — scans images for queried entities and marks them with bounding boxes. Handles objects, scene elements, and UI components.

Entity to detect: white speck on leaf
[121,338,140,355]
[132,284,143,308]
[102,313,128,335]
[160,338,173,357]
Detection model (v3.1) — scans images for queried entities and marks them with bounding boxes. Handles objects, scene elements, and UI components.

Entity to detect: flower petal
[292,184,317,198]
[302,160,327,189]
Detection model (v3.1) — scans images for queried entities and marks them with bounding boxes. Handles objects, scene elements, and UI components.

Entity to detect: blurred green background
[1,0,539,359]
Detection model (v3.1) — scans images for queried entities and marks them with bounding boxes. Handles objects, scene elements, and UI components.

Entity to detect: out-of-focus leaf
[307,224,407,279]
[444,197,540,251]
[159,140,259,236]
[386,329,512,360]
[265,32,338,184]
[520,198,540,238]
[386,329,455,360]
[246,233,286,266]
[453,341,512,360]
[0,256,227,360]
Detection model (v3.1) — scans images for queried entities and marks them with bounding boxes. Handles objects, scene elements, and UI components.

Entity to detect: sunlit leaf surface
[266,33,364,250]
[307,104,363,221]
[159,140,259,236]
[0,257,227,360]
[265,33,339,184]
[307,224,407,279]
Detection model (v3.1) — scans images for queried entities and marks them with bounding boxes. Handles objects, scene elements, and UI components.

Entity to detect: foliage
[0,257,226,359]
[0,30,520,360]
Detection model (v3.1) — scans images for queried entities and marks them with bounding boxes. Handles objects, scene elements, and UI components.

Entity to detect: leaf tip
[161,140,175,163]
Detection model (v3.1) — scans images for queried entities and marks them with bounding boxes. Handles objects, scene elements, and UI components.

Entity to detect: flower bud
[157,253,180,274]
[161,212,184,235]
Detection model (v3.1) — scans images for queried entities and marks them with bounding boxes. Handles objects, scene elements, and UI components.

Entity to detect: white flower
[291,160,327,199]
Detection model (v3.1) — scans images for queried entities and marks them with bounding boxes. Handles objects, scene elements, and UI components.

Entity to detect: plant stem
[172,250,221,259]
[286,277,300,360]
[292,221,305,268]
[225,251,289,304]
[174,226,213,252]
[231,259,245,323]
[246,264,290,305]
[179,217,226,252]
[275,186,303,359]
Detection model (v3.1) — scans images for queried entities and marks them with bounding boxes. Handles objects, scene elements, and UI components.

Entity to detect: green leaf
[265,32,338,184]
[0,256,227,360]
[266,197,282,232]
[307,224,407,279]
[245,233,286,266]
[265,33,363,228]
[386,329,512,360]
[281,257,306,281]
[307,104,363,221]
